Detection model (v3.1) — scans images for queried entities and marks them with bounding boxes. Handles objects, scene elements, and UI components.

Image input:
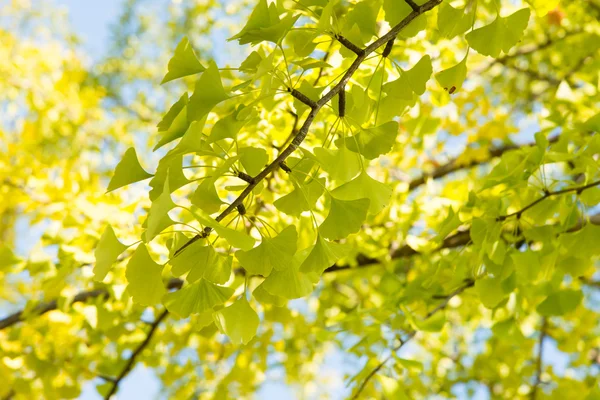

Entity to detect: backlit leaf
[170,240,232,285]
[106,148,153,192]
[125,244,165,306]
[466,9,531,58]
[163,279,234,318]
[188,61,229,122]
[235,226,297,276]
[331,170,392,214]
[213,298,260,345]
[161,36,206,84]
[93,225,128,281]
[319,197,370,240]
[299,234,352,274]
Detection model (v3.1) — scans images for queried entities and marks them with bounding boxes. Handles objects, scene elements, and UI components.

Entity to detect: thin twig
[530,317,548,400]
[496,179,600,221]
[351,279,474,399]
[407,135,561,191]
[104,309,169,400]
[0,279,182,331]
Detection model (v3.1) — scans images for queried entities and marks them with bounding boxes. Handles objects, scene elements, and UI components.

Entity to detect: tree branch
[288,88,318,109]
[496,179,600,221]
[351,279,475,399]
[529,317,548,400]
[0,288,109,330]
[334,34,363,55]
[407,135,560,191]
[104,309,169,400]
[0,279,183,331]
[235,171,255,184]
[404,0,420,11]
[175,0,444,257]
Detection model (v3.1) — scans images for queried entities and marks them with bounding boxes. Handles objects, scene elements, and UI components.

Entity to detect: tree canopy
[2,0,600,398]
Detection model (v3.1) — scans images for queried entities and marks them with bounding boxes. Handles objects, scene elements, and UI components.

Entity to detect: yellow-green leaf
[213,298,260,345]
[161,36,206,84]
[235,226,297,276]
[163,279,234,318]
[125,244,165,306]
[170,240,232,285]
[188,61,229,122]
[106,148,153,192]
[466,9,531,58]
[93,225,128,281]
[319,197,370,240]
[331,170,392,214]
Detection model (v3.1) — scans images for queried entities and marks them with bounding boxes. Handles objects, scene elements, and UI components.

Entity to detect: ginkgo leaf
[213,225,256,251]
[93,225,128,281]
[436,207,461,239]
[377,94,414,122]
[436,53,468,93]
[191,156,238,214]
[466,9,531,58]
[299,234,352,274]
[343,121,399,160]
[161,36,206,84]
[142,213,176,244]
[342,0,380,41]
[239,51,263,73]
[437,1,474,39]
[188,61,229,122]
[383,0,426,38]
[383,55,432,100]
[155,93,190,150]
[316,0,337,32]
[290,58,331,72]
[286,29,317,58]
[537,289,583,316]
[319,197,370,240]
[314,146,361,182]
[253,282,287,307]
[125,244,165,306]
[146,179,176,241]
[262,261,314,299]
[475,276,506,309]
[192,179,223,214]
[229,0,299,45]
[164,120,219,161]
[274,178,325,216]
[209,105,255,143]
[163,279,234,318]
[148,155,189,201]
[331,170,392,214]
[213,298,260,345]
[170,240,232,285]
[157,92,188,131]
[106,147,153,192]
[235,226,297,276]
[239,147,268,176]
